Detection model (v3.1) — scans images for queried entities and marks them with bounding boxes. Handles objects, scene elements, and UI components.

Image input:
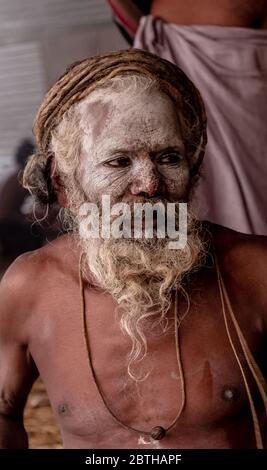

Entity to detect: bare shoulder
[211,223,267,271]
[0,233,79,341]
[0,233,77,290]
[211,223,267,327]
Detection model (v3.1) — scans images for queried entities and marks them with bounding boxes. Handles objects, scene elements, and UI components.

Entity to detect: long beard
[77,206,207,380]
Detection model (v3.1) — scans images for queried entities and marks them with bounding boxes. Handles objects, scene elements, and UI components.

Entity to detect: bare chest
[27,282,264,448]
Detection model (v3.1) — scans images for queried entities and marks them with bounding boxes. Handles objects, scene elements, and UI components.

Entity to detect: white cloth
[134,16,267,235]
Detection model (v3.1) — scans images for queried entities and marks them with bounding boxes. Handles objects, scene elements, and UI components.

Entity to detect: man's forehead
[79,88,114,113]
[77,87,185,161]
[78,87,180,133]
[80,98,113,145]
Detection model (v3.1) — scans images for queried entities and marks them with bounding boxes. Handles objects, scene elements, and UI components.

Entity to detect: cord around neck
[79,253,186,441]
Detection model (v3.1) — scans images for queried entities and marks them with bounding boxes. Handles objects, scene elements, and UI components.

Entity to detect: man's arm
[0,255,39,448]
[106,0,147,43]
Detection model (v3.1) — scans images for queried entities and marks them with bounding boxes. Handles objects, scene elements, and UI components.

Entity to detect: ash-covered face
[78,87,190,206]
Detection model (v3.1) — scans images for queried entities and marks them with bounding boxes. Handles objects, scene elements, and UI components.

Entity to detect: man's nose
[130,160,160,197]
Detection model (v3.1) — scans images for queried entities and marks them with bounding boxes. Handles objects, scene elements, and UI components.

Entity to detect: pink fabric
[134,16,267,235]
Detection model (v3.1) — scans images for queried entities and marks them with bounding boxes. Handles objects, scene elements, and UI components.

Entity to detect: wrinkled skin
[78,87,189,206]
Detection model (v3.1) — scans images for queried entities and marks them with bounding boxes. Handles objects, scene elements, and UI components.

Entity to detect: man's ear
[50,158,68,207]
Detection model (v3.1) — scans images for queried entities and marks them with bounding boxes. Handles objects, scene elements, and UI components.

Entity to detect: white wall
[0,0,127,183]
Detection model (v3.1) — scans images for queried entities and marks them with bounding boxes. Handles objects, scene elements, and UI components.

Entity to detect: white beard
[78,208,206,380]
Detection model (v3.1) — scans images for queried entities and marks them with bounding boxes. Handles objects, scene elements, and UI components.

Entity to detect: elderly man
[0,49,266,449]
[107,0,267,236]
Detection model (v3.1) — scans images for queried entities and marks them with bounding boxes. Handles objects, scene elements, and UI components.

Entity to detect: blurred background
[0,0,127,448]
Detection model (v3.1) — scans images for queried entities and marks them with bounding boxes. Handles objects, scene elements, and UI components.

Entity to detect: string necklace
[214,251,267,450]
[79,254,186,441]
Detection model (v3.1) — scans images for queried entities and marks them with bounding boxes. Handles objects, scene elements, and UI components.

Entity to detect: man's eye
[157,153,182,165]
[104,156,131,168]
